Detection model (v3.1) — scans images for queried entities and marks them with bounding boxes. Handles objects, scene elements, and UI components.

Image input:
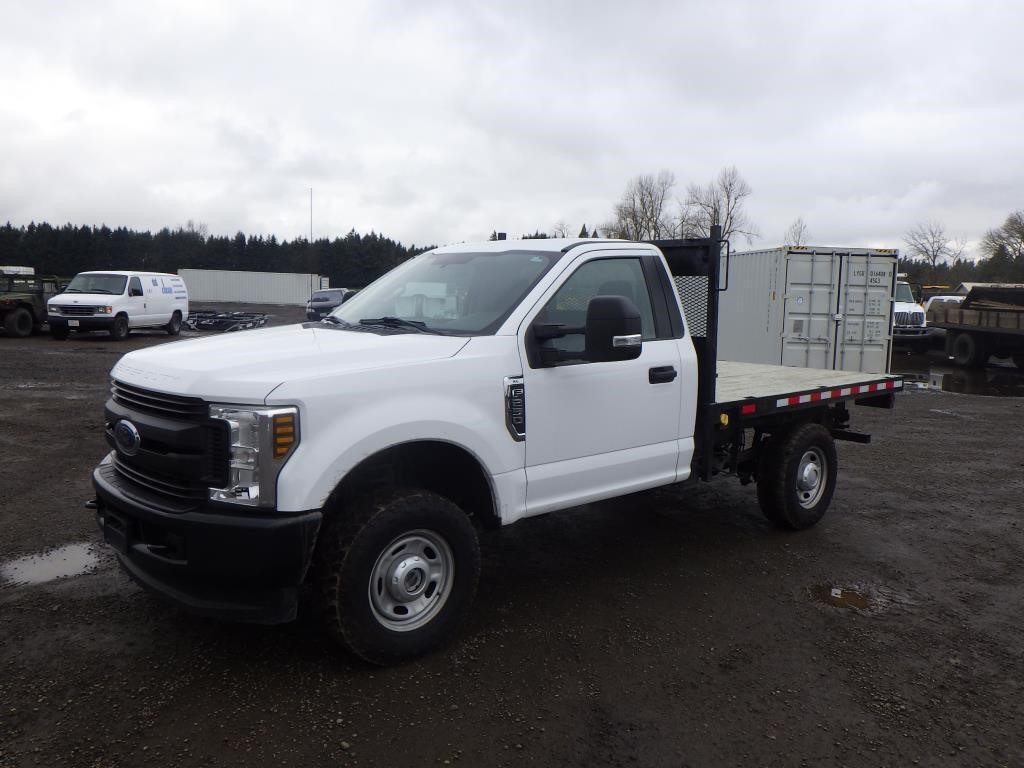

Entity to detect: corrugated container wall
[177,269,329,306]
[717,246,898,374]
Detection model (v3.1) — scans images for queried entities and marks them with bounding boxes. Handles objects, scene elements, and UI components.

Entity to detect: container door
[781,252,841,369]
[835,255,894,373]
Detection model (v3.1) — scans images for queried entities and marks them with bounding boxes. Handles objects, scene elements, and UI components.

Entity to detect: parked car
[48,271,189,341]
[305,288,357,320]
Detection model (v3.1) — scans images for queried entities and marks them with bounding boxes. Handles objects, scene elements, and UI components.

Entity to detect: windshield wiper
[320,315,354,327]
[64,288,83,293]
[359,316,445,334]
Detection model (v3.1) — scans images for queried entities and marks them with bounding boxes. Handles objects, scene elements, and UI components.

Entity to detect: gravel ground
[1,310,1023,767]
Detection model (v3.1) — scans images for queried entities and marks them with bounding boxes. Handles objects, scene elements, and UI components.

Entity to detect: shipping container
[717,246,898,374]
[177,269,329,306]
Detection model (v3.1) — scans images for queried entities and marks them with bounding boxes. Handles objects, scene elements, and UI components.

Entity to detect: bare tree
[606,171,678,240]
[783,217,809,247]
[551,220,571,238]
[903,221,966,273]
[680,166,760,244]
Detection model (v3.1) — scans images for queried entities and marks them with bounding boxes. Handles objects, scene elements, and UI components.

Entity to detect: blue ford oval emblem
[114,419,142,456]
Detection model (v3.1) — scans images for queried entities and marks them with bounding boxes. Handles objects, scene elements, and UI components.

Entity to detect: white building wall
[177,269,328,306]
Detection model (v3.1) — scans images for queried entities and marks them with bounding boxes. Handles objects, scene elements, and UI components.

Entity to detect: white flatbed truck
[89,226,902,664]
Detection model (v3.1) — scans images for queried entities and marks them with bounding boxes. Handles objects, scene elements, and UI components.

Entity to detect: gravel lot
[2,307,1023,767]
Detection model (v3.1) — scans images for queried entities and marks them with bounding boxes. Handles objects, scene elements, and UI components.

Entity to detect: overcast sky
[1,0,1021,254]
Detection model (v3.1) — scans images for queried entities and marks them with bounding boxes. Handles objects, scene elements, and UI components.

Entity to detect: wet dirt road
[2,319,1023,767]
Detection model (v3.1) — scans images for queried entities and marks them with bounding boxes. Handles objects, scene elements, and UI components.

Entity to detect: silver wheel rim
[368,529,453,632]
[795,447,828,509]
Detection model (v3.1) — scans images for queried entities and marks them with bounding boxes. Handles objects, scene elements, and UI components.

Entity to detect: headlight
[97,306,113,314]
[207,405,299,508]
[48,304,58,313]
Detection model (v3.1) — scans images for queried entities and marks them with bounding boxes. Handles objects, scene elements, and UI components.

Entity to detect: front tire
[3,307,33,338]
[110,315,129,341]
[165,311,182,335]
[757,423,838,530]
[316,488,480,665]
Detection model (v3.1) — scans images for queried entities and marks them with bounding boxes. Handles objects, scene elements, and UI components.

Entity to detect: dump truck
[928,285,1024,368]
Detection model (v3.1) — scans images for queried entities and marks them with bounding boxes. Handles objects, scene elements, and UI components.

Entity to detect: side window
[537,257,656,362]
[129,276,143,296]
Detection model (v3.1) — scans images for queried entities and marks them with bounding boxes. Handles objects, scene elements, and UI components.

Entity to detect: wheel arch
[320,439,500,532]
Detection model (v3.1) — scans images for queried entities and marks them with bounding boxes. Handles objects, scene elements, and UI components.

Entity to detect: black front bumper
[92,458,321,624]
[51,316,116,331]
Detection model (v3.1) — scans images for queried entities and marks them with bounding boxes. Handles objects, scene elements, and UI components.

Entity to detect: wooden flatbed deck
[715,361,901,406]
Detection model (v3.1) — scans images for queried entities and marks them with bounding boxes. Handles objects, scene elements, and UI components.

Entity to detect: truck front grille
[107,381,229,505]
[58,305,99,316]
[112,455,209,501]
[894,311,924,327]
[111,380,209,421]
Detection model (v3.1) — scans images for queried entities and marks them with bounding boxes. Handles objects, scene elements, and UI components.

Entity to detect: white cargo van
[48,271,189,341]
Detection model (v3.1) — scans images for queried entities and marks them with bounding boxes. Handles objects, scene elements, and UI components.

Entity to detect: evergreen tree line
[0,222,432,289]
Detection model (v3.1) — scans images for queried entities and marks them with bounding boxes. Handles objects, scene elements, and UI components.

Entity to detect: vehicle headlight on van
[97,306,113,314]
[207,405,300,508]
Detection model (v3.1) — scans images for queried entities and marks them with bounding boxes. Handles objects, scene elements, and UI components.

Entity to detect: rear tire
[757,423,838,530]
[3,307,33,338]
[165,311,182,336]
[951,332,985,367]
[316,488,480,666]
[110,315,129,341]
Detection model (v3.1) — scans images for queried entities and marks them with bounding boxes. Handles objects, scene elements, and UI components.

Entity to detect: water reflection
[0,543,100,587]
[892,353,1024,397]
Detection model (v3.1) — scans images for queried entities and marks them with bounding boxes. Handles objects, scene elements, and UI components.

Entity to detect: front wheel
[316,488,480,665]
[757,423,838,530]
[109,315,129,341]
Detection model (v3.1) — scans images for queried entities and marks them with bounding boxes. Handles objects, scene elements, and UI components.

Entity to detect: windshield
[65,273,127,295]
[312,290,344,302]
[330,249,559,335]
[895,283,916,303]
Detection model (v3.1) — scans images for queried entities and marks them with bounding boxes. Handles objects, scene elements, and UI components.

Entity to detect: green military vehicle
[0,272,67,337]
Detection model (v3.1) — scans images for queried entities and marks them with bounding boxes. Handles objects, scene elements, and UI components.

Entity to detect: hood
[52,292,121,304]
[111,323,470,402]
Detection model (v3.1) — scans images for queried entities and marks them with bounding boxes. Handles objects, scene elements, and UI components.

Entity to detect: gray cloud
[1,0,1021,256]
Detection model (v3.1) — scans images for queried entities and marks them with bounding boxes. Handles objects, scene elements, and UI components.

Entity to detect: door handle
[648,366,677,384]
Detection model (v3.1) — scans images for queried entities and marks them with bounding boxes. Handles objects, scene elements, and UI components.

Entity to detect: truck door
[520,254,685,515]
[126,276,146,326]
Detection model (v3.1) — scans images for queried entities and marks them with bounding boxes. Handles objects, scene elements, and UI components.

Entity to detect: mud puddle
[809,584,912,614]
[1,543,102,587]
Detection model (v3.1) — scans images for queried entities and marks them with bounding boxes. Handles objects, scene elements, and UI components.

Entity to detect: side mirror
[585,295,642,362]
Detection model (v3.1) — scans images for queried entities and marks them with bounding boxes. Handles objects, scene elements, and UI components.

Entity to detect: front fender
[269,337,525,513]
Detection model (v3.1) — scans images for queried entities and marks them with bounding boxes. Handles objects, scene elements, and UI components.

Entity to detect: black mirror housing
[585,295,642,362]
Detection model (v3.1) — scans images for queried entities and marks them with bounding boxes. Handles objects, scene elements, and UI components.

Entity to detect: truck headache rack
[647,226,727,481]
[185,311,270,333]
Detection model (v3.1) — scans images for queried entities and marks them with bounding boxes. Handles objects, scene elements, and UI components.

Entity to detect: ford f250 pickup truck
[90,228,902,664]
